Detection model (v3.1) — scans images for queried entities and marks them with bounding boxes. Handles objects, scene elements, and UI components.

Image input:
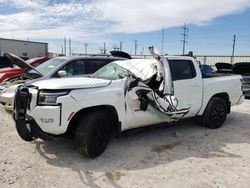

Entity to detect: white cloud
[0,0,250,52]
[1,0,250,35]
[91,0,250,33]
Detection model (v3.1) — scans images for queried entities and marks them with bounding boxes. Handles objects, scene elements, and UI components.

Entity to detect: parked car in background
[0,52,129,110]
[0,56,51,83]
[215,62,233,73]
[214,62,250,98]
[0,56,13,69]
[232,62,250,98]
[200,64,216,77]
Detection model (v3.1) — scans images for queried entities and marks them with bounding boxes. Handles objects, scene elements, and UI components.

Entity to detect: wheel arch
[210,92,230,113]
[66,105,121,137]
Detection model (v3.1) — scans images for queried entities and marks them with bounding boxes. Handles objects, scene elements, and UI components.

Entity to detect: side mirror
[58,70,67,77]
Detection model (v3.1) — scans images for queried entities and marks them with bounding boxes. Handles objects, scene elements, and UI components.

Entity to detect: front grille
[14,86,31,120]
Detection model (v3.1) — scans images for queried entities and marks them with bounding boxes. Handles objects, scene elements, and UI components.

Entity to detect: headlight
[38,90,70,105]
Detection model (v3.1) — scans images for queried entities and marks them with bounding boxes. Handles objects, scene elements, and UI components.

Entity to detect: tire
[200,97,227,129]
[75,111,111,158]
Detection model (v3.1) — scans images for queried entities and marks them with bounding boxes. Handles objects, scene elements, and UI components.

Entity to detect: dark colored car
[0,56,13,69]
[215,62,233,73]
[215,62,250,98]
[200,64,216,78]
[232,62,250,98]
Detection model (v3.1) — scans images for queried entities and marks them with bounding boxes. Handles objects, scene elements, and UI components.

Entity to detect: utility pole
[120,41,123,51]
[64,37,66,56]
[61,45,63,54]
[84,43,88,54]
[141,47,144,56]
[69,37,71,56]
[161,27,165,55]
[134,40,138,55]
[231,34,236,64]
[232,34,236,57]
[181,22,188,55]
[103,42,106,54]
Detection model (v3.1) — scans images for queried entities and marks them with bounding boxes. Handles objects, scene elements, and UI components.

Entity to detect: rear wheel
[75,111,111,158]
[200,97,227,129]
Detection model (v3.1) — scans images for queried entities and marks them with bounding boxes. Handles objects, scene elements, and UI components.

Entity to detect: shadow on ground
[34,111,250,186]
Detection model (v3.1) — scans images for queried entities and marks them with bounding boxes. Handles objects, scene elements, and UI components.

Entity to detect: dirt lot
[0,100,250,188]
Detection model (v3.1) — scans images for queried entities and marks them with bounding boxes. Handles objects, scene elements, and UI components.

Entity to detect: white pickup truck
[13,48,244,158]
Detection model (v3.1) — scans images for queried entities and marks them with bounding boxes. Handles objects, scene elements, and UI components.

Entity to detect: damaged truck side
[13,48,244,158]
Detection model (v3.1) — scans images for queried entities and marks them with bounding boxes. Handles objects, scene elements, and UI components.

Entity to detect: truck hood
[4,53,42,76]
[30,77,111,90]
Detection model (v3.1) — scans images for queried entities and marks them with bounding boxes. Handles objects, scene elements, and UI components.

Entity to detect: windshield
[30,57,67,76]
[92,62,129,80]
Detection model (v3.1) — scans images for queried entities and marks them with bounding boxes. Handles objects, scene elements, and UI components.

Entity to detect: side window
[85,59,110,74]
[61,60,86,76]
[168,60,196,81]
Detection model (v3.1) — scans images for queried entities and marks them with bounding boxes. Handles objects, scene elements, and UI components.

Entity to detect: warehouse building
[0,38,48,59]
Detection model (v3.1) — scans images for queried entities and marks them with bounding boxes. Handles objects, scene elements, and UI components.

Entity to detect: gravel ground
[0,100,250,188]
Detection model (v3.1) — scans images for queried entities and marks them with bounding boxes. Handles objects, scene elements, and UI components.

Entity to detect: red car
[0,56,51,83]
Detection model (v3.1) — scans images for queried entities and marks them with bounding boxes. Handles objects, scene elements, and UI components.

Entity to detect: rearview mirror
[58,70,67,77]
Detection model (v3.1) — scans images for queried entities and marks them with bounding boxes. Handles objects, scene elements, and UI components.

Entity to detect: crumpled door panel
[125,79,190,123]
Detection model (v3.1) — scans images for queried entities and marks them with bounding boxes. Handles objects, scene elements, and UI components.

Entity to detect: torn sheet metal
[126,80,190,122]
[148,46,173,95]
[115,59,160,81]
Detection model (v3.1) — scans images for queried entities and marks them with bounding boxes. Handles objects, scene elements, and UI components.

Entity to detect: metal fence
[131,55,250,66]
[196,56,250,66]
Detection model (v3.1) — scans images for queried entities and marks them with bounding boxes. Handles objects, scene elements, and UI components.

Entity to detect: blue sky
[0,0,250,55]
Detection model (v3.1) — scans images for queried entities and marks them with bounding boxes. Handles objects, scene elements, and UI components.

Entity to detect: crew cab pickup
[13,47,244,158]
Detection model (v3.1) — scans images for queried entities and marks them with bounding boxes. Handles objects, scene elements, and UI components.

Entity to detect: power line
[181,22,188,55]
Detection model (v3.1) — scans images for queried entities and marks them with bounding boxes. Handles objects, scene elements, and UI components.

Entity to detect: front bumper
[15,115,53,141]
[13,86,53,141]
[14,85,80,138]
